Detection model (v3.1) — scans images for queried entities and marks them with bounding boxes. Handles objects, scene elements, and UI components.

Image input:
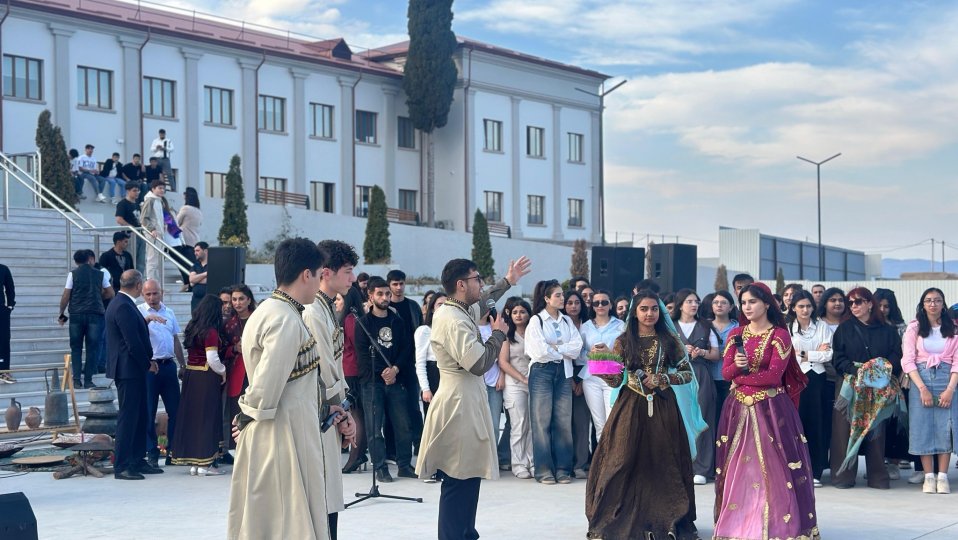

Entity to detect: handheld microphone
[349,307,360,315]
[733,334,745,356]
[486,299,497,320]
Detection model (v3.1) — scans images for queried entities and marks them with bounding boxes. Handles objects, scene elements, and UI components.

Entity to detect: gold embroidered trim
[287,335,321,382]
[170,451,218,467]
[185,364,209,371]
[742,326,775,373]
[733,387,784,406]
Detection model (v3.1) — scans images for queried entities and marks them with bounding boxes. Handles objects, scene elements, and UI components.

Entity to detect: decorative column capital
[237,57,263,71]
[49,23,75,38]
[180,48,204,61]
[290,68,311,80]
[381,85,400,96]
[338,75,359,88]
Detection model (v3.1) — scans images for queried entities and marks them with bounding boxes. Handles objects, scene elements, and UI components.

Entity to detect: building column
[117,35,146,160]
[510,96,523,239]
[180,48,203,192]
[590,111,602,244]
[338,76,357,216]
[551,104,563,241]
[290,68,309,198]
[464,87,477,230]
[381,86,399,206]
[237,58,260,200]
[49,24,75,143]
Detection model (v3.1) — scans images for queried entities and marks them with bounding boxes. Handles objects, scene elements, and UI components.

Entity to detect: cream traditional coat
[416,279,510,480]
[303,293,348,514]
[227,293,329,540]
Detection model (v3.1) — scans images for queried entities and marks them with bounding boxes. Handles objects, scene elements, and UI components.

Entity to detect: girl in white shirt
[525,280,583,484]
[787,290,833,487]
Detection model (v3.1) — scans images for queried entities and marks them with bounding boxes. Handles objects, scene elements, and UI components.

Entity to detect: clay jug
[4,398,21,432]
[25,407,42,429]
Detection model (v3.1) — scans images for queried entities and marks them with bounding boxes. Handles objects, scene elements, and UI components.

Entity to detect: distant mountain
[882,259,958,278]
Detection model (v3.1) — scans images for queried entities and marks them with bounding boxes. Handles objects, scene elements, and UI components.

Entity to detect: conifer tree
[714,264,729,292]
[571,239,589,280]
[35,110,76,208]
[775,267,786,296]
[363,185,391,263]
[218,155,249,246]
[472,209,494,282]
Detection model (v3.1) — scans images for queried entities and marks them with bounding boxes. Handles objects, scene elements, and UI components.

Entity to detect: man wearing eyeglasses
[417,256,531,540]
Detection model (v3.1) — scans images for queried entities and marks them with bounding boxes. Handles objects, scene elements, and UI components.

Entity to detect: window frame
[568,198,584,227]
[484,191,503,223]
[568,132,584,163]
[143,76,176,118]
[204,171,227,199]
[309,102,334,139]
[527,126,544,157]
[257,94,287,133]
[258,176,288,193]
[310,181,335,213]
[76,65,113,110]
[3,54,43,101]
[483,119,502,152]
[355,185,372,217]
[528,194,545,225]
[204,86,234,126]
[355,110,378,144]
[398,116,416,149]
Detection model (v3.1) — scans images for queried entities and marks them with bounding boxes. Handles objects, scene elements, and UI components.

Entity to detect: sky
[169,0,958,260]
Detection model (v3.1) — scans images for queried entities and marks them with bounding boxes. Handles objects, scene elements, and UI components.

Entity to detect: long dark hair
[184,295,224,349]
[231,284,257,311]
[874,288,905,326]
[738,283,787,329]
[670,288,700,322]
[786,290,818,332]
[423,292,447,327]
[698,293,716,320]
[563,289,588,325]
[815,287,848,322]
[617,291,681,368]
[506,298,532,344]
[917,288,956,339]
[532,279,562,314]
[183,187,200,209]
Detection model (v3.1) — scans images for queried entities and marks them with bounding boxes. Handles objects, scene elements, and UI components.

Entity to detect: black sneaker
[147,456,160,470]
[397,466,417,478]
[73,379,83,389]
[376,467,394,483]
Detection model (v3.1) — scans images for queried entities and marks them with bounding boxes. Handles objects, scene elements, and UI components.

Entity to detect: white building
[0,0,608,244]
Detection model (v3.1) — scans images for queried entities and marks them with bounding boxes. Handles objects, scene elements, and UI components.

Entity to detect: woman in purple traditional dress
[713,282,820,540]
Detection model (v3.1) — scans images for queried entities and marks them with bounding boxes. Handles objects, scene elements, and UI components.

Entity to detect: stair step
[9,325,68,338]
[10,337,67,352]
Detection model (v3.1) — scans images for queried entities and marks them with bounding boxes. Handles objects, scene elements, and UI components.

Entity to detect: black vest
[69,265,104,315]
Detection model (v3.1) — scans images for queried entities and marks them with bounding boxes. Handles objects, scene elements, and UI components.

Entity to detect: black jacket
[0,263,13,309]
[99,249,134,292]
[832,318,903,376]
[354,310,410,385]
[99,158,121,178]
[105,293,153,380]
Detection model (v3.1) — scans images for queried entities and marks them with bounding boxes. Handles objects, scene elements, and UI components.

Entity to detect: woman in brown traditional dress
[585,291,700,540]
[170,295,227,475]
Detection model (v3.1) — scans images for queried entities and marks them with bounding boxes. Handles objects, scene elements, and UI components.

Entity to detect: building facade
[0,0,606,243]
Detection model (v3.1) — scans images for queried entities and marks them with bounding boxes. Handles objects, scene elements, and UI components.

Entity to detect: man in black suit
[0,263,14,384]
[106,269,162,480]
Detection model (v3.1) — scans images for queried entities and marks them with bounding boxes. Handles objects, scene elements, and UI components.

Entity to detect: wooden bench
[385,208,419,225]
[256,188,310,209]
[487,222,511,238]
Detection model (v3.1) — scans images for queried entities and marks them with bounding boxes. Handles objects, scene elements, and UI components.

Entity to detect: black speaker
[0,492,38,540]
[649,243,697,293]
[207,246,247,296]
[591,246,644,298]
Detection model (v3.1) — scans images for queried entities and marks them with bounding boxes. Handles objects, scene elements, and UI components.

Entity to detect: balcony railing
[256,188,310,209]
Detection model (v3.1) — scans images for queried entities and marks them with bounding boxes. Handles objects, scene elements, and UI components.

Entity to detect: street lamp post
[796,152,841,281]
[576,80,627,245]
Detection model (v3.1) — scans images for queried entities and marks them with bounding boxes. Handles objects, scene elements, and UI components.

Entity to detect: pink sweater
[901,320,958,374]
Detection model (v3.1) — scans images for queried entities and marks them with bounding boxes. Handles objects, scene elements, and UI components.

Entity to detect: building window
[484,191,503,223]
[568,133,584,163]
[484,119,502,152]
[568,198,584,227]
[399,189,417,213]
[258,176,287,192]
[204,86,233,126]
[398,116,416,149]
[77,66,113,109]
[258,95,286,132]
[356,110,377,144]
[205,172,226,198]
[143,77,175,118]
[355,185,371,217]
[527,126,544,157]
[310,103,334,138]
[528,195,545,225]
[311,181,335,213]
[3,55,42,101]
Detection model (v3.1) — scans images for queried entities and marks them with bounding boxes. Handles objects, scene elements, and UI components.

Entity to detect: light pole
[576,79,627,245]
[796,152,841,281]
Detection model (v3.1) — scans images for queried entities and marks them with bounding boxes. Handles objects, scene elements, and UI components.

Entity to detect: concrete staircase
[1,207,193,435]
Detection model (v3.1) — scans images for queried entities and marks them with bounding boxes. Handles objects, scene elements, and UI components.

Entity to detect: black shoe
[147,456,160,470]
[219,452,234,465]
[397,466,417,478]
[135,460,164,474]
[165,456,172,466]
[376,467,394,483]
[73,379,83,389]
[115,470,145,480]
[84,379,94,389]
[343,454,368,474]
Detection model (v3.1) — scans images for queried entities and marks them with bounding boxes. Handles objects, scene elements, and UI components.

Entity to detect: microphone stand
[345,307,423,508]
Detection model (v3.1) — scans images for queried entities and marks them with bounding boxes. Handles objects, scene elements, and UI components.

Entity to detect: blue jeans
[78,172,105,195]
[145,360,181,459]
[362,380,413,470]
[528,361,573,480]
[69,313,103,384]
[100,176,123,197]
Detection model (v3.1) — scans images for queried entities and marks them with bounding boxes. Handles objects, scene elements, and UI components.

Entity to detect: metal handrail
[0,151,192,279]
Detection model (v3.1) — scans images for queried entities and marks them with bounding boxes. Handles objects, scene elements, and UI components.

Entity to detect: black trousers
[438,471,481,540]
[0,307,10,371]
[328,512,338,540]
[798,370,828,479]
[115,376,149,474]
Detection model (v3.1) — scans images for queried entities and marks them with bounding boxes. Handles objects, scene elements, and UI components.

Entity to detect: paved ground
[2,456,958,539]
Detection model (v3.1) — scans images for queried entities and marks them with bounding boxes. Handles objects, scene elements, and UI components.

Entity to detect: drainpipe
[462,47,473,232]
[0,0,11,151]
[253,52,265,190]
[137,29,152,159]
[349,70,361,216]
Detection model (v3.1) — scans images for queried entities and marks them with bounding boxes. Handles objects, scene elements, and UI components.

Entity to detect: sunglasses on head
[593,300,611,307]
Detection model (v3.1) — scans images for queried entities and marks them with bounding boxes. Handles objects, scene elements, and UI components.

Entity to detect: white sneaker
[112,197,121,205]
[909,471,926,484]
[516,469,532,480]
[923,475,936,494]
[938,474,950,494]
[96,193,107,203]
[693,475,707,485]
[812,479,823,488]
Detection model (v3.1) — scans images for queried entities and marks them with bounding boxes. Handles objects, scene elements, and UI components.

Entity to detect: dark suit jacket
[0,263,13,308]
[106,292,153,380]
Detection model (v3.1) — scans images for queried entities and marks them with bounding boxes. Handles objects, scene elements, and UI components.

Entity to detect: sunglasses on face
[849,298,867,306]
[593,300,611,307]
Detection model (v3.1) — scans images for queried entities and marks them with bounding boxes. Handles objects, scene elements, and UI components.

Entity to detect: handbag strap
[851,323,872,358]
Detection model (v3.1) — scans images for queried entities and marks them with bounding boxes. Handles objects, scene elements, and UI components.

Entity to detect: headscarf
[737,282,808,407]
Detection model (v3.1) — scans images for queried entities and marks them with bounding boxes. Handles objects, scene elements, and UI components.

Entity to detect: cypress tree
[775,267,786,296]
[570,239,589,280]
[714,264,729,292]
[218,154,249,247]
[472,209,494,282]
[35,110,76,208]
[404,0,458,227]
[364,185,391,263]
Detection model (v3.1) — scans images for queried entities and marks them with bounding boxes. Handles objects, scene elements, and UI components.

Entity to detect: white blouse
[789,320,834,374]
[524,309,583,379]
